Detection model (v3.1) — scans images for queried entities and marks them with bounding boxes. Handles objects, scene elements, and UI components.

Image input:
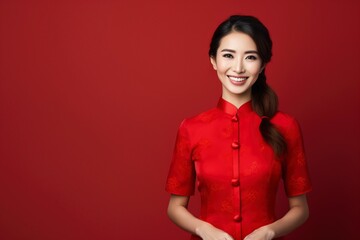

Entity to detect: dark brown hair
[209,15,286,156]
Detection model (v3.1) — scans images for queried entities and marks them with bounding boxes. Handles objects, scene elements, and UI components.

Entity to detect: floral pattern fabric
[165,98,312,240]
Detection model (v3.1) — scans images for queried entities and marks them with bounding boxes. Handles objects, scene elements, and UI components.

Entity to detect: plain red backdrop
[1,0,359,239]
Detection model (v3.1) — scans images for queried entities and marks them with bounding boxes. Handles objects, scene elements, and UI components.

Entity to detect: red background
[1,0,359,239]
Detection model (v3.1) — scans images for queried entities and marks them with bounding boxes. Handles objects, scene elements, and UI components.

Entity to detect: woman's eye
[223,54,233,59]
[245,55,257,60]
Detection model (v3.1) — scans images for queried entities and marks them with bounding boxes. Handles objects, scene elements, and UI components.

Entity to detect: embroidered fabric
[166,98,312,240]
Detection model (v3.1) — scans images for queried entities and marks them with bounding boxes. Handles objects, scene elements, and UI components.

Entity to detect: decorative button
[231,178,240,187]
[231,142,240,149]
[233,215,242,222]
[231,115,238,122]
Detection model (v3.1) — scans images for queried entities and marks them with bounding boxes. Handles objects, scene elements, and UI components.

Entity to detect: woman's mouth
[228,75,248,85]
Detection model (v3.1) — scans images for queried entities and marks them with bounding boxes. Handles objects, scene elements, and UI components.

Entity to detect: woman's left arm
[244,194,309,240]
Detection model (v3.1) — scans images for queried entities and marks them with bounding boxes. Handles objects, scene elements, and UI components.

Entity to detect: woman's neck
[221,90,251,109]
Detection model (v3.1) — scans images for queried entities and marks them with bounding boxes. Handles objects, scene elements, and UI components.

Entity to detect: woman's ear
[260,63,266,73]
[210,57,217,70]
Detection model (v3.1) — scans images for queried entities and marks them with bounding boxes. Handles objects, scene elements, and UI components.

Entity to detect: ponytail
[252,71,287,156]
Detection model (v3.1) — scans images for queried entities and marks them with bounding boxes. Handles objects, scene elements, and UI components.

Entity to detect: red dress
[165,98,312,240]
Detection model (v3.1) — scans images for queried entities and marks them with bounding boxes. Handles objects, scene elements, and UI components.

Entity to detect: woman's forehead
[218,31,258,52]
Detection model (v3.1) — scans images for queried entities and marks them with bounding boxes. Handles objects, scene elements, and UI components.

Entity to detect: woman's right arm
[167,194,234,240]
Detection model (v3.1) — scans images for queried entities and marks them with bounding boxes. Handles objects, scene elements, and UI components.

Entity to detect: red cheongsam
[165,98,312,240]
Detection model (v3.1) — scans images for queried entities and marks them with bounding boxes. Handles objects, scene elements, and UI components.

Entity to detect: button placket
[231,113,241,238]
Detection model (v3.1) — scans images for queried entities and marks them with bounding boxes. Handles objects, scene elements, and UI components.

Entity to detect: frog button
[231,115,238,122]
[233,215,242,222]
[231,178,240,187]
[231,142,240,149]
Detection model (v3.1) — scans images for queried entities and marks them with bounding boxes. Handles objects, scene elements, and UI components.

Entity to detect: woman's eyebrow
[220,49,259,54]
[221,49,236,53]
[245,50,259,54]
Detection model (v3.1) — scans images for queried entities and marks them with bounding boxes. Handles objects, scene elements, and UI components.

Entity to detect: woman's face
[210,31,263,101]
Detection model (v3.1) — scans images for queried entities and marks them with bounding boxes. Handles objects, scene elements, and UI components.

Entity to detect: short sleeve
[165,120,196,196]
[282,118,312,197]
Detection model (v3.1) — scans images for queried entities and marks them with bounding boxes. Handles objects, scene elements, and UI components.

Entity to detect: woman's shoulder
[272,111,302,134]
[273,111,296,123]
[180,107,221,129]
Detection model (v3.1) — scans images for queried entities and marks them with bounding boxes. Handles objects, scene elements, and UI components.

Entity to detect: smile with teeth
[228,76,248,82]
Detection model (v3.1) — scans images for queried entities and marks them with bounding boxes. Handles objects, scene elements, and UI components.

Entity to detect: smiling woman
[165,15,312,240]
[210,32,263,104]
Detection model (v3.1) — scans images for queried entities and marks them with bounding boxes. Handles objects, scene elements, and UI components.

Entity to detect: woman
[165,15,312,240]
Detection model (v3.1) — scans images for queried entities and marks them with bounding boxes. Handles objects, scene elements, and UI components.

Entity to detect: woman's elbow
[303,204,310,222]
[167,203,174,219]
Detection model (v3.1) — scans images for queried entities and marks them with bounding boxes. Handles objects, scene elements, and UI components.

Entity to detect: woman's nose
[233,58,245,73]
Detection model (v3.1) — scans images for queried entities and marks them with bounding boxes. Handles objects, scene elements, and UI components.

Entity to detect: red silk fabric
[166,98,312,240]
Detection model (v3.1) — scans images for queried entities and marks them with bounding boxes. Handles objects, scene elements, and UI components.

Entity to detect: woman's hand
[244,194,309,240]
[168,195,233,240]
[195,222,234,240]
[243,226,275,240]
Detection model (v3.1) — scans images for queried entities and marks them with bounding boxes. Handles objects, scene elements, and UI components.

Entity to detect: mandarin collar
[217,98,253,116]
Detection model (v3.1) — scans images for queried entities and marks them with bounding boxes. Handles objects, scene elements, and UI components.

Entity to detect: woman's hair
[209,15,287,156]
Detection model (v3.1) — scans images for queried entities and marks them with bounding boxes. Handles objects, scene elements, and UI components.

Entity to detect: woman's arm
[244,194,309,240]
[167,194,234,240]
